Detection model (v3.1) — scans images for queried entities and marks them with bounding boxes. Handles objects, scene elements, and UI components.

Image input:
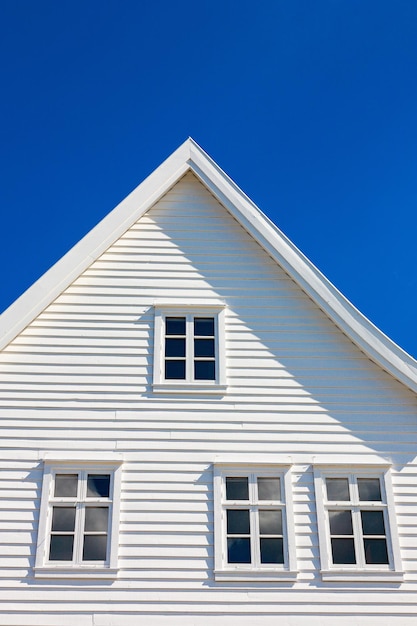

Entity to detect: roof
[1,138,417,393]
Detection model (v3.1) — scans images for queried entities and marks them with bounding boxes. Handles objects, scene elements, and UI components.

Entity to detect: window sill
[214,569,298,582]
[153,383,227,395]
[34,566,118,579]
[320,569,404,583]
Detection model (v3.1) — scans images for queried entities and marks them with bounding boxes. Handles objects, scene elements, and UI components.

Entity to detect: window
[213,466,297,581]
[35,458,122,578]
[153,304,226,392]
[314,467,403,581]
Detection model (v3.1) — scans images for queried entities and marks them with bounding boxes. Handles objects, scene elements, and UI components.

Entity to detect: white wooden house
[0,139,417,625]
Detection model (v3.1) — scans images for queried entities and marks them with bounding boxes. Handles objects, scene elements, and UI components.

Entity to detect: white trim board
[1,138,416,393]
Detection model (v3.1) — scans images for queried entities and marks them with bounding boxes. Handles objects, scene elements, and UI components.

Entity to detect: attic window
[153,304,226,393]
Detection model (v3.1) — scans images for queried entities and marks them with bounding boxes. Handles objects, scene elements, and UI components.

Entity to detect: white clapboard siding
[0,171,416,624]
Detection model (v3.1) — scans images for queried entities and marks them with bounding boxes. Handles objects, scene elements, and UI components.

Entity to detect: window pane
[260,538,284,564]
[194,360,215,380]
[331,538,356,564]
[85,507,109,532]
[226,477,249,500]
[49,535,74,561]
[329,510,353,535]
[83,535,108,561]
[258,477,280,501]
[326,478,350,501]
[361,510,386,535]
[194,338,215,357]
[165,338,186,357]
[165,360,186,379]
[358,478,381,502]
[259,510,282,535]
[227,509,250,534]
[51,507,76,532]
[194,318,214,336]
[87,474,110,498]
[165,317,185,335]
[54,474,78,498]
[227,537,251,563]
[364,538,389,564]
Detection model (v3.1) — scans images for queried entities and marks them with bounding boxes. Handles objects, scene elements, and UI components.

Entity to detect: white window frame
[213,465,297,581]
[153,302,226,393]
[35,457,122,579]
[314,466,403,582]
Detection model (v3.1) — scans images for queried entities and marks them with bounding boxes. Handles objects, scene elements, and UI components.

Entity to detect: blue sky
[1,1,417,358]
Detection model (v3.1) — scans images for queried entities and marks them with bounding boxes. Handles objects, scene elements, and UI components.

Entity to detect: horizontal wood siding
[0,172,416,623]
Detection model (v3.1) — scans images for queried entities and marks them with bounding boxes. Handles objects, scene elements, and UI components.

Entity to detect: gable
[1,171,416,419]
[0,139,416,396]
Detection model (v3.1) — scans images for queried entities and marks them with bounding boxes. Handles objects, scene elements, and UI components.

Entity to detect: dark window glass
[194,338,215,358]
[49,535,74,561]
[364,538,389,564]
[194,360,215,380]
[326,478,350,501]
[329,510,353,535]
[51,507,76,532]
[83,535,108,561]
[259,510,282,535]
[54,474,78,498]
[85,507,109,532]
[227,537,251,563]
[165,317,186,335]
[165,360,186,379]
[87,474,110,498]
[260,538,284,563]
[331,538,356,564]
[226,477,249,500]
[194,318,214,336]
[361,510,385,535]
[258,477,280,501]
[165,337,186,357]
[227,509,250,534]
[358,478,381,502]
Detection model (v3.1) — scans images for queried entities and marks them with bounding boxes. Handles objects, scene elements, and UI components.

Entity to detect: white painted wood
[0,170,416,623]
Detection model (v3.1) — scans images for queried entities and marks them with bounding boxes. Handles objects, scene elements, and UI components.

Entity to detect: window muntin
[164,315,216,381]
[314,468,403,579]
[165,317,186,380]
[324,474,389,567]
[153,305,226,391]
[47,471,112,565]
[214,467,297,580]
[224,473,285,566]
[35,461,122,577]
[227,509,251,563]
[49,507,76,561]
[193,317,216,380]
